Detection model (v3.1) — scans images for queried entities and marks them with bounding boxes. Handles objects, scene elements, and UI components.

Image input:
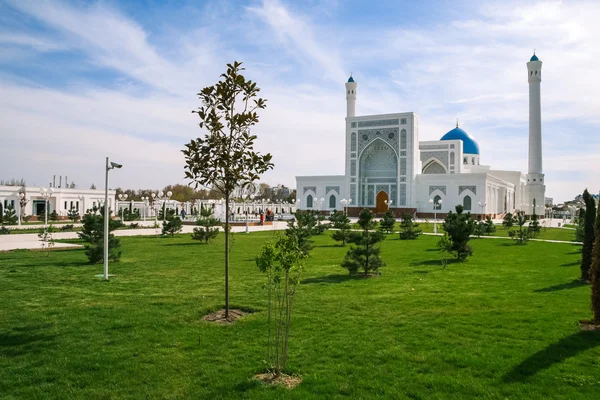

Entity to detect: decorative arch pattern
[433,195,442,210]
[351,132,357,152]
[422,159,447,174]
[329,194,336,209]
[306,194,313,208]
[463,195,472,211]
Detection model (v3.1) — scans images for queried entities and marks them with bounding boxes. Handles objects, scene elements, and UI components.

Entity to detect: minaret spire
[345,73,357,118]
[456,118,459,128]
[525,51,545,215]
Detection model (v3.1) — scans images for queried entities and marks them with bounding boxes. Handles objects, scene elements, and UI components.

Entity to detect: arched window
[351,132,357,152]
[463,195,472,211]
[472,157,475,165]
[463,157,468,165]
[450,152,455,165]
[329,194,336,209]
[434,195,442,210]
[306,195,313,208]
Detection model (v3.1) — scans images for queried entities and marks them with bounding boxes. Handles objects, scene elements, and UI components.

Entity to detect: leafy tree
[341,208,385,276]
[441,205,475,261]
[502,213,515,229]
[285,211,319,256]
[485,216,496,235]
[183,61,274,318]
[255,233,306,377]
[581,189,596,282]
[508,212,531,245]
[329,210,351,246]
[437,234,452,269]
[123,208,140,221]
[78,206,122,264]
[67,208,80,222]
[158,207,175,221]
[399,213,422,240]
[191,207,220,244]
[590,193,600,324]
[162,215,183,237]
[379,210,396,234]
[528,212,541,237]
[2,205,18,226]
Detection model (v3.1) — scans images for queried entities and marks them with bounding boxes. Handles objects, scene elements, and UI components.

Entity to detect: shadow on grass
[560,261,580,267]
[316,244,344,248]
[12,260,88,268]
[533,279,587,293]
[0,324,55,357]
[162,242,205,247]
[411,259,460,267]
[503,331,600,382]
[301,274,354,284]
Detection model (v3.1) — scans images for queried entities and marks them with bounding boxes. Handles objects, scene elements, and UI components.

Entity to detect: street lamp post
[39,187,54,228]
[78,195,84,218]
[18,192,25,226]
[141,196,147,221]
[246,194,255,234]
[429,198,442,234]
[478,201,487,218]
[104,157,122,281]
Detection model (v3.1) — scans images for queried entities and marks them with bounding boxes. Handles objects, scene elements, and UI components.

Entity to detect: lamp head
[110,161,122,169]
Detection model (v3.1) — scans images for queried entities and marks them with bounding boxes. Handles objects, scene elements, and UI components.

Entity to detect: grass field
[1,231,598,399]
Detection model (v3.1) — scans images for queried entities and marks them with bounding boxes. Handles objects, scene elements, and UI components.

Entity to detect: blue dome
[530,54,539,62]
[347,76,355,83]
[440,127,480,155]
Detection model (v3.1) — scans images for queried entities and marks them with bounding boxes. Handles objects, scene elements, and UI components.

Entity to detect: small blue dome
[347,76,355,83]
[440,127,480,155]
[530,54,539,62]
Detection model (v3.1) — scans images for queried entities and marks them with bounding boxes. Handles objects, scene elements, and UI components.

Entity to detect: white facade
[0,185,116,220]
[296,54,546,217]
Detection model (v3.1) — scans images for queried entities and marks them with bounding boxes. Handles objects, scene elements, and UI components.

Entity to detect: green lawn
[353,222,577,242]
[1,232,598,399]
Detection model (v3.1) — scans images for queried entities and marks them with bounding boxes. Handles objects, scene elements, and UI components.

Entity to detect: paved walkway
[0,222,289,252]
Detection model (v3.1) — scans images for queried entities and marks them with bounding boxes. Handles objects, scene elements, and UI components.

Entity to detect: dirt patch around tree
[254,372,302,389]
[202,308,248,324]
[579,320,600,331]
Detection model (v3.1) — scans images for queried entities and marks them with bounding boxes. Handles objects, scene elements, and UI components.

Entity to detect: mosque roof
[347,75,355,83]
[440,126,480,155]
[530,54,539,62]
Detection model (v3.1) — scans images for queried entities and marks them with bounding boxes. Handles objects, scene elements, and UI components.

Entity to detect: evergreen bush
[341,208,385,276]
[379,210,396,234]
[399,213,422,240]
[191,207,220,244]
[78,206,122,264]
[329,210,352,246]
[581,189,596,282]
[441,205,475,261]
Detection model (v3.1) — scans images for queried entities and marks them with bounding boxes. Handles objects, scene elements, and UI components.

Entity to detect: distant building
[545,197,553,206]
[0,185,116,221]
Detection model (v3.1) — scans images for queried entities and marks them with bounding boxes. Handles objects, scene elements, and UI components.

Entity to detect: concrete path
[0,222,289,252]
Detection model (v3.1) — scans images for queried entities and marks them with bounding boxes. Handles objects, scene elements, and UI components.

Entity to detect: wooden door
[375,191,389,214]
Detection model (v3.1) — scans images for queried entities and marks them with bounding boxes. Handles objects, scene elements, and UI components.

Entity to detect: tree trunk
[225,194,230,318]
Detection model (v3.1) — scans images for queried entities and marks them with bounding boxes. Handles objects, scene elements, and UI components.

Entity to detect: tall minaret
[345,74,357,118]
[525,51,546,214]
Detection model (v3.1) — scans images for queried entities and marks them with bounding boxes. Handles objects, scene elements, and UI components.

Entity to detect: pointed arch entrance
[375,191,389,214]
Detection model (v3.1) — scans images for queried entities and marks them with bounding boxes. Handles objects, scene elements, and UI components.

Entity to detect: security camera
[110,162,123,169]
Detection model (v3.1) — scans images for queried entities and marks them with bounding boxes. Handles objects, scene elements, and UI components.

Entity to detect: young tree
[255,233,306,378]
[2,205,18,225]
[162,215,183,237]
[441,205,475,261]
[485,215,496,235]
[581,189,596,282]
[67,207,80,222]
[183,61,274,318]
[341,208,385,276]
[528,212,541,237]
[590,193,600,324]
[379,210,396,234]
[399,213,422,240]
[78,206,122,264]
[285,211,318,256]
[191,207,220,244]
[49,210,59,222]
[509,212,531,245]
[502,212,515,229]
[474,215,487,238]
[329,210,352,246]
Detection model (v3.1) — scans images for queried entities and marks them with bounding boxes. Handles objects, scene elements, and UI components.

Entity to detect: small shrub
[128,223,140,229]
[78,206,122,264]
[528,213,541,237]
[379,210,396,234]
[60,224,75,231]
[67,208,80,222]
[192,207,220,244]
[0,226,10,235]
[2,205,18,226]
[162,215,183,237]
[329,210,352,246]
[49,210,59,221]
[485,216,496,235]
[341,208,385,276]
[399,213,422,240]
[502,213,515,229]
[441,205,475,261]
[509,212,531,245]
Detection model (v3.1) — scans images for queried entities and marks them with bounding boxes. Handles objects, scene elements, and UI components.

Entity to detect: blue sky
[1,0,598,202]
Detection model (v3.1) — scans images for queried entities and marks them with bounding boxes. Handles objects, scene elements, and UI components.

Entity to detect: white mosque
[296,53,546,217]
